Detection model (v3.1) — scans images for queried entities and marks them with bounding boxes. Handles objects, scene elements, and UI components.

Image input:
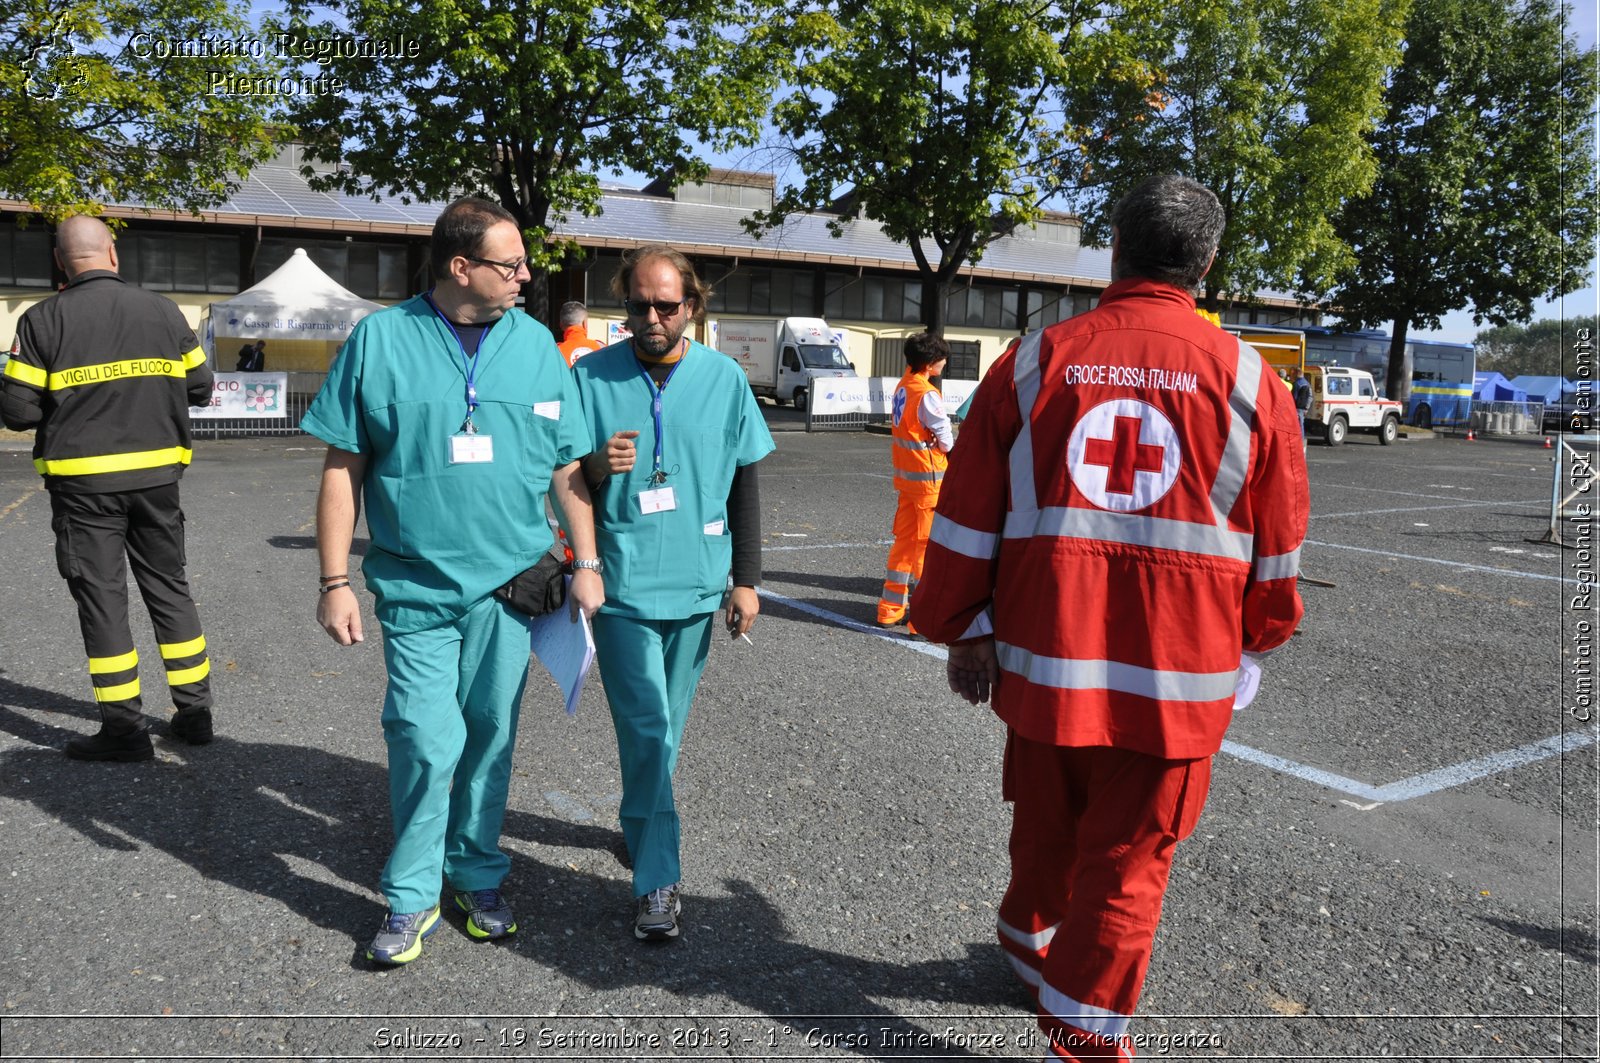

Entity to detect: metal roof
[73,164,1298,303]
[111,163,1117,288]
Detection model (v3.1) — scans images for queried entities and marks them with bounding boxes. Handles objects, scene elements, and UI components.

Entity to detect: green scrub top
[572,338,774,620]
[302,296,590,634]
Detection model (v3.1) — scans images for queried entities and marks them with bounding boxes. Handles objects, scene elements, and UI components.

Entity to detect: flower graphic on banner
[244,383,280,414]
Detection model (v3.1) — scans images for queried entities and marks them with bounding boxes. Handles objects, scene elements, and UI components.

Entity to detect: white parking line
[1304,539,1576,585]
[1311,498,1544,520]
[756,586,1595,804]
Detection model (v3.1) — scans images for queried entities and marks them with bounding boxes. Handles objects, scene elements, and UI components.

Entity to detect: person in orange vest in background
[877,332,953,630]
[556,301,598,367]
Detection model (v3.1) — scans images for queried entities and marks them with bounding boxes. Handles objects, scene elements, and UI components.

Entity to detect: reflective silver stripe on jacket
[996,641,1239,702]
[894,470,944,482]
[1008,330,1045,514]
[931,513,1000,560]
[894,437,937,450]
[1003,507,1254,564]
[1253,548,1301,582]
[1208,337,1263,526]
[958,608,994,641]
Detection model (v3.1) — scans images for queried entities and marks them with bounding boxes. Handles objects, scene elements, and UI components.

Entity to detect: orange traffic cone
[1543,435,1553,449]
[1465,429,1476,441]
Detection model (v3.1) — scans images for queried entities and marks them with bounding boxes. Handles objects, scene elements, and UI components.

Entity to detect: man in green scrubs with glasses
[304,197,605,965]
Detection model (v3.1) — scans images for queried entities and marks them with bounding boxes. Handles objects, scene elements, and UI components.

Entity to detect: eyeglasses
[625,298,685,318]
[467,255,532,280]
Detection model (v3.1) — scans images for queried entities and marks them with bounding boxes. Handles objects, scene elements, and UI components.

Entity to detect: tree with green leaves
[1067,0,1406,313]
[275,0,785,319]
[0,0,281,219]
[1475,315,1598,380]
[748,0,1168,336]
[1328,0,1597,402]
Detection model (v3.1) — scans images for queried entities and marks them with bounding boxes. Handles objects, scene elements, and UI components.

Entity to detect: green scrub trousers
[379,593,534,914]
[591,610,716,896]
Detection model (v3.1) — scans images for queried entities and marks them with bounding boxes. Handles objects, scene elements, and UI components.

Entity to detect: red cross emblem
[1067,400,1181,511]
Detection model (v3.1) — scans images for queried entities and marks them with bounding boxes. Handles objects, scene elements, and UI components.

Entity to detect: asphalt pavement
[0,420,1594,1061]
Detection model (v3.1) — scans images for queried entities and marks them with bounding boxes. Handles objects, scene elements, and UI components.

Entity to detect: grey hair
[1110,175,1224,289]
[558,300,587,328]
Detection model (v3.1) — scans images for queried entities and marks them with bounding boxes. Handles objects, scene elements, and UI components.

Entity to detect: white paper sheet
[529,587,596,717]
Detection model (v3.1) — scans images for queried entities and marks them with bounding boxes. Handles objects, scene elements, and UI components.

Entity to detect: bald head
[55,216,116,278]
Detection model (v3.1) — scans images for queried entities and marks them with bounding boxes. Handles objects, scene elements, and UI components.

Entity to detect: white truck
[1306,366,1404,446]
[715,316,857,411]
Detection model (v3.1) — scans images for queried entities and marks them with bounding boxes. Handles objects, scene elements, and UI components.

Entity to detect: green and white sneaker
[366,905,441,965]
[454,888,517,940]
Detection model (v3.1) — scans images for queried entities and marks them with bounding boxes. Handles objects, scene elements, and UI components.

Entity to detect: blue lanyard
[637,356,683,483]
[425,291,486,433]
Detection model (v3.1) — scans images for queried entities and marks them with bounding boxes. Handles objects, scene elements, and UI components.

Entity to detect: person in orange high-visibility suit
[877,332,953,629]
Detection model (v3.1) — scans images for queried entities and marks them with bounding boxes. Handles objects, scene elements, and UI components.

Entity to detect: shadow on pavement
[0,680,1019,1046]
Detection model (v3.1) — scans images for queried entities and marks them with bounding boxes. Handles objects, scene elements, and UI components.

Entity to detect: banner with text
[192,372,289,419]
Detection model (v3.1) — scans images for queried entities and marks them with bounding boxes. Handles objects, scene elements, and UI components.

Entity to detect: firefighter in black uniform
[1,215,215,761]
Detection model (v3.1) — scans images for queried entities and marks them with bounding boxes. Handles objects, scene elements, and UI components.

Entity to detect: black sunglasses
[467,255,532,279]
[625,298,685,318]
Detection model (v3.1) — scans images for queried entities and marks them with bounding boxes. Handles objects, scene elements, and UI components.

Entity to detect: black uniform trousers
[49,482,211,735]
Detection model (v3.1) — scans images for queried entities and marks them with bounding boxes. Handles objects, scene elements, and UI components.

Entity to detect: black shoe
[65,729,153,762]
[169,709,213,745]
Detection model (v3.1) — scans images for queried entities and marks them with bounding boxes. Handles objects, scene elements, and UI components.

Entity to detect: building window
[945,283,1019,330]
[588,254,623,307]
[825,273,923,325]
[0,225,53,288]
[944,340,980,381]
[117,232,239,293]
[257,237,411,300]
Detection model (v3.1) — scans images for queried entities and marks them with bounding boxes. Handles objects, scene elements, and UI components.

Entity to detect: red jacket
[909,279,1308,758]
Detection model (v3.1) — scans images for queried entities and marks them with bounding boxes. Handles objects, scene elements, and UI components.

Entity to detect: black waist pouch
[494,551,568,617]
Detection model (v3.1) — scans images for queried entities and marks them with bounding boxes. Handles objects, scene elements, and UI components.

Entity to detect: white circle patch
[1067,399,1182,511]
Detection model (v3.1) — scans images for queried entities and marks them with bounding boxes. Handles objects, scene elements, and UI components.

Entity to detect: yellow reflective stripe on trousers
[88,649,139,674]
[160,635,207,659]
[3,358,47,388]
[94,678,141,703]
[165,659,210,686]
[35,446,193,477]
[47,357,186,391]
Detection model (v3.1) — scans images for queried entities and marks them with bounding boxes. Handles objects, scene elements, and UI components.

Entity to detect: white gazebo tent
[204,248,383,377]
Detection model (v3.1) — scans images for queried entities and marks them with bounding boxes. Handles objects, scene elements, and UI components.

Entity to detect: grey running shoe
[366,905,441,965]
[634,883,682,941]
[454,888,517,940]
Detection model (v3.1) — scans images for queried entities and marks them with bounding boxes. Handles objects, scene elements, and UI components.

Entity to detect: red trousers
[997,731,1212,1060]
[878,491,936,625]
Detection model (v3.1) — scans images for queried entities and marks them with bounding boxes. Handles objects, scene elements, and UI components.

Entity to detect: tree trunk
[925,278,948,337]
[521,270,551,326]
[1385,320,1413,403]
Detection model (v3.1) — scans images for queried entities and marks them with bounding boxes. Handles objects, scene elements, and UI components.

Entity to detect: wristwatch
[572,558,603,573]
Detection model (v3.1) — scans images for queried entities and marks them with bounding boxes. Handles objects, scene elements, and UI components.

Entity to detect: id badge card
[638,485,677,514]
[450,432,495,464]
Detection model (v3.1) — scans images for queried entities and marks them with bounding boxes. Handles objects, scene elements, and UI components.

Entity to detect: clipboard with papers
[529,597,596,717]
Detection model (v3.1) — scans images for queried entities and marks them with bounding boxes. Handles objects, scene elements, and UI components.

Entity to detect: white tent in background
[208,248,381,344]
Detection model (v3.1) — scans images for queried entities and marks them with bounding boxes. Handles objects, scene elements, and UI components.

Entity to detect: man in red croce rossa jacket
[911,174,1308,1061]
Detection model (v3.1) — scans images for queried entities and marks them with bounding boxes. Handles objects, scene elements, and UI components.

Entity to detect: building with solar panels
[0,145,1319,395]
